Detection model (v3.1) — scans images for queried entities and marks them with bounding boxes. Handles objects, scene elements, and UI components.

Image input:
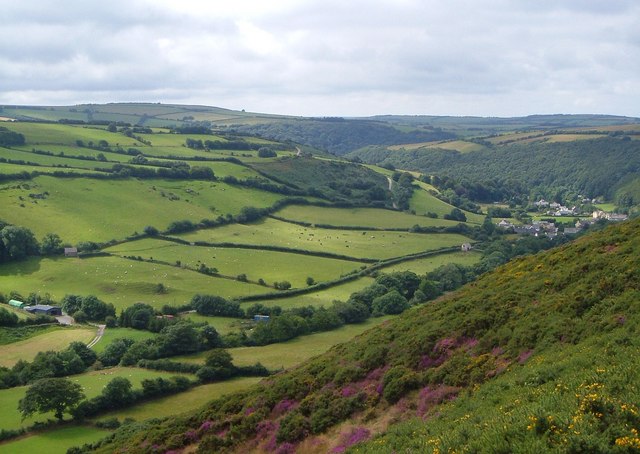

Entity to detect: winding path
[387,177,399,209]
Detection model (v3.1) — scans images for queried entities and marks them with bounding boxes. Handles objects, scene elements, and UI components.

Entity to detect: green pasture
[0,176,283,242]
[0,367,188,430]
[0,256,266,312]
[409,187,484,223]
[177,315,393,370]
[178,217,469,260]
[91,327,157,353]
[13,144,135,163]
[4,123,143,148]
[178,314,244,334]
[0,326,96,367]
[0,160,103,176]
[378,251,481,275]
[95,377,261,423]
[0,426,110,454]
[0,147,117,170]
[595,202,617,212]
[242,276,376,311]
[0,303,34,320]
[273,205,470,229]
[105,238,362,288]
[1,107,89,122]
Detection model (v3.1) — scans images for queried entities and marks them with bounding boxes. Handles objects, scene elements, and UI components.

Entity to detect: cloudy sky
[2,0,639,117]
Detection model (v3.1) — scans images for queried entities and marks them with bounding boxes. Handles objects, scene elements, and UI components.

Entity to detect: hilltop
[83,218,640,453]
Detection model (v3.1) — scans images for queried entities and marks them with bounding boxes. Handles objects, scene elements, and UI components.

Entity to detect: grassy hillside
[85,219,640,453]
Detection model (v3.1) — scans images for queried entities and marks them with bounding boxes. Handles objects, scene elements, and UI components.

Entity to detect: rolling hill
[82,217,640,453]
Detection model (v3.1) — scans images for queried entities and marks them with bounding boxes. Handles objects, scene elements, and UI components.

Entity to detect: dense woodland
[347,137,640,202]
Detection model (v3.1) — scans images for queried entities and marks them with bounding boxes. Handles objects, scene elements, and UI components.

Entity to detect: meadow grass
[273,205,468,229]
[0,425,110,454]
[0,160,103,175]
[0,367,191,430]
[178,217,470,260]
[0,147,117,170]
[105,238,363,288]
[377,251,481,275]
[178,314,243,334]
[241,276,376,310]
[409,187,484,223]
[0,176,283,242]
[0,326,96,367]
[4,123,143,147]
[91,327,157,353]
[0,256,267,311]
[176,315,393,369]
[94,377,262,423]
[389,140,485,153]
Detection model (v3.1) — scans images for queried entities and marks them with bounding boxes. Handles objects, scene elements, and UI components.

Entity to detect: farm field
[0,147,117,170]
[91,327,157,353]
[0,426,110,454]
[177,217,469,260]
[389,140,485,153]
[104,239,362,288]
[0,326,96,367]
[0,176,284,242]
[176,315,393,369]
[0,256,266,312]
[95,377,262,423]
[4,123,141,147]
[273,205,479,228]
[409,187,484,223]
[178,314,244,334]
[0,367,192,430]
[378,251,482,274]
[241,276,376,310]
[0,160,104,176]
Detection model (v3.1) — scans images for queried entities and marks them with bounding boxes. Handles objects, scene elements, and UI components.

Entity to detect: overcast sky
[1,0,639,117]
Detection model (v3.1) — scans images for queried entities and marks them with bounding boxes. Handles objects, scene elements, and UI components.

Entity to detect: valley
[0,103,638,453]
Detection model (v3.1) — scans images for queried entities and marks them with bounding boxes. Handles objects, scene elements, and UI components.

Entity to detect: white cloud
[0,0,638,116]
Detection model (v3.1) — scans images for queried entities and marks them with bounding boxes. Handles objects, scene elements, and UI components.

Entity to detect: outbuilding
[8,299,25,309]
[253,315,270,323]
[64,247,78,257]
[25,304,62,316]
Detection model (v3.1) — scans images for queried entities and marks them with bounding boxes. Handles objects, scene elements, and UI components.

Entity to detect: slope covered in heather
[86,219,640,453]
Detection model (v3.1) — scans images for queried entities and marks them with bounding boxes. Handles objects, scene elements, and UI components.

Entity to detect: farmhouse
[25,304,63,316]
[64,247,78,257]
[8,299,25,308]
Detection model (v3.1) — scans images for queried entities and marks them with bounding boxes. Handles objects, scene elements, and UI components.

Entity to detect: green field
[0,256,267,311]
[176,315,393,369]
[4,123,142,148]
[0,326,96,367]
[178,314,245,334]
[378,251,481,275]
[0,176,284,243]
[105,238,362,287]
[273,205,473,229]
[409,187,484,223]
[95,377,262,423]
[0,367,191,430]
[0,426,110,454]
[178,217,469,260]
[91,327,157,353]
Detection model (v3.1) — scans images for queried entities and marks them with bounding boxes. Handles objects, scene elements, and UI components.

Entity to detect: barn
[25,304,63,316]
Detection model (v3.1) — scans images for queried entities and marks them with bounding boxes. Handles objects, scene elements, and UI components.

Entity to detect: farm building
[25,304,62,316]
[461,243,472,252]
[64,247,78,257]
[253,315,270,322]
[8,299,25,308]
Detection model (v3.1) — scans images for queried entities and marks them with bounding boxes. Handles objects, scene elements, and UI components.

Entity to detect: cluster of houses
[497,208,629,239]
[533,199,579,217]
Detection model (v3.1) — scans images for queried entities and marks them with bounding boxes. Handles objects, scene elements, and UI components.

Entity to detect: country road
[387,177,399,209]
[87,324,106,348]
